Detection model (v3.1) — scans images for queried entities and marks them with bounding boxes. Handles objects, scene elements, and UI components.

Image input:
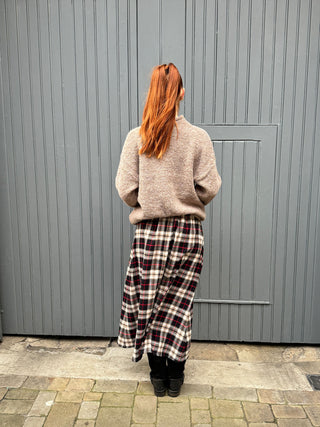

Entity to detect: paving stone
[304,405,320,426]
[5,389,38,400]
[74,421,95,427]
[248,424,277,426]
[0,399,34,415]
[132,395,156,424]
[214,387,258,402]
[271,404,306,418]
[189,342,238,361]
[23,377,51,390]
[285,390,320,404]
[25,338,40,344]
[0,375,27,388]
[58,338,110,354]
[101,392,134,407]
[77,401,100,419]
[0,414,25,426]
[131,424,155,427]
[65,378,94,392]
[157,394,188,403]
[229,343,284,363]
[193,424,211,427]
[26,339,60,352]
[0,388,7,400]
[44,402,79,426]
[83,392,102,401]
[191,409,211,424]
[136,381,154,395]
[282,346,320,362]
[190,397,209,410]
[157,401,190,427]
[277,419,312,427]
[242,402,274,423]
[23,416,45,426]
[95,407,132,427]
[0,336,26,350]
[298,361,320,376]
[55,391,84,403]
[180,383,212,398]
[47,378,69,391]
[93,380,137,393]
[257,389,285,404]
[211,419,247,426]
[28,391,56,416]
[209,399,244,418]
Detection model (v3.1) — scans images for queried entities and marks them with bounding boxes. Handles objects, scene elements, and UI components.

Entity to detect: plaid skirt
[117,215,204,362]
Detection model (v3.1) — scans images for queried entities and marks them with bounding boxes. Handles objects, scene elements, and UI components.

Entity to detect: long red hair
[139,63,183,159]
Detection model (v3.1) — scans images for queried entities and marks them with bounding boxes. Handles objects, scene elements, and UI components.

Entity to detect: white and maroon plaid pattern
[117,215,204,362]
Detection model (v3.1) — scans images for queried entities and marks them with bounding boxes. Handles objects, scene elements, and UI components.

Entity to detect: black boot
[150,375,167,397]
[147,353,168,397]
[168,373,184,397]
[167,357,185,398]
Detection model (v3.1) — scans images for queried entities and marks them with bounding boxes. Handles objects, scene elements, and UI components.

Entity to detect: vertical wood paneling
[0,1,12,339]
[225,0,238,123]
[5,0,30,333]
[186,0,320,342]
[106,0,122,335]
[37,0,61,334]
[0,0,319,343]
[290,0,312,342]
[282,0,304,342]
[137,0,159,115]
[25,0,47,334]
[0,0,19,333]
[72,0,91,334]
[247,0,263,122]
[0,0,138,336]
[195,125,276,341]
[307,1,320,342]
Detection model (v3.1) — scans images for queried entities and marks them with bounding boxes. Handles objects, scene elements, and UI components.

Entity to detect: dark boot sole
[168,389,180,397]
[150,378,167,397]
[154,389,166,397]
[167,375,184,398]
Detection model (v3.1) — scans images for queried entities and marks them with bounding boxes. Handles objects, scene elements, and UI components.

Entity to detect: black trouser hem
[147,353,185,379]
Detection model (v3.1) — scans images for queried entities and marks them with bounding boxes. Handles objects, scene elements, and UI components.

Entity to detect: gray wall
[0,0,319,343]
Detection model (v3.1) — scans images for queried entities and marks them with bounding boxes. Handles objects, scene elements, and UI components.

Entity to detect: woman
[115,63,222,397]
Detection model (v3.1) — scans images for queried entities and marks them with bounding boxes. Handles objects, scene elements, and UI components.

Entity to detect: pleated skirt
[117,215,204,362]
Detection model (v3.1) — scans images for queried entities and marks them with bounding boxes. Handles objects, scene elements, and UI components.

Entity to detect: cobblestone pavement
[0,375,320,426]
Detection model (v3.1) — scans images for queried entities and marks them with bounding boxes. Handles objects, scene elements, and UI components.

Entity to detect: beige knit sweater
[115,115,222,225]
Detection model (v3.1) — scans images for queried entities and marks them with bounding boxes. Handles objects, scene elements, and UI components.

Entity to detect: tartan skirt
[117,215,204,362]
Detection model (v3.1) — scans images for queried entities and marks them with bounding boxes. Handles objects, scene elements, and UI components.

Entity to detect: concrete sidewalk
[0,336,319,426]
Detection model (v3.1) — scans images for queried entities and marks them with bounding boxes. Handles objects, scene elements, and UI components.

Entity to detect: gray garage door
[0,0,320,343]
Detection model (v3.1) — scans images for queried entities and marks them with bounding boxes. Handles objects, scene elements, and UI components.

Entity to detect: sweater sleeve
[194,130,222,205]
[115,130,139,208]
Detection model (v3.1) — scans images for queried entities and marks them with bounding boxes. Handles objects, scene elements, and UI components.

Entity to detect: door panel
[196,125,277,304]
[0,0,319,343]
